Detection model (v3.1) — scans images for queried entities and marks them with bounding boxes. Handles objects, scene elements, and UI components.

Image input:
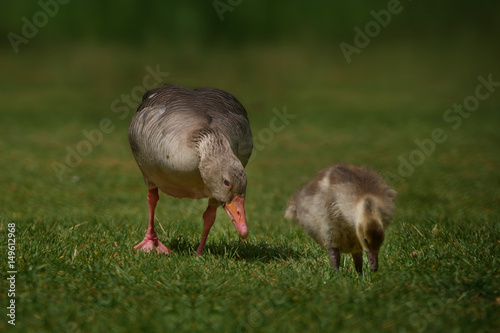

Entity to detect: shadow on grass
[167,236,300,263]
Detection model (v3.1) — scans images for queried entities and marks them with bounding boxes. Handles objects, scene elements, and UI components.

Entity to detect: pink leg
[134,188,171,254]
[196,205,217,255]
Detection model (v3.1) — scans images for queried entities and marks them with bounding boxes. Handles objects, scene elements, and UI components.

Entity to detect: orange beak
[224,196,248,239]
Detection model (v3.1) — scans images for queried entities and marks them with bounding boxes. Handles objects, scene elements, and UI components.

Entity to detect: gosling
[285,163,396,273]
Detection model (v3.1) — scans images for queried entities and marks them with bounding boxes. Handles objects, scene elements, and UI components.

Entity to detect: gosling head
[357,218,385,271]
[354,196,387,271]
[200,155,248,239]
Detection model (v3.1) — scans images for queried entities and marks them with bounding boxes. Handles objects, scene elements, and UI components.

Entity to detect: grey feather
[128,84,253,202]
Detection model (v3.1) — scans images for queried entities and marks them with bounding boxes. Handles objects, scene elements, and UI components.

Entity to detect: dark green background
[1,1,499,332]
[2,0,499,46]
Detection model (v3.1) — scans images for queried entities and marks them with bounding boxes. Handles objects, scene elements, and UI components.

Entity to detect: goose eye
[223,179,231,187]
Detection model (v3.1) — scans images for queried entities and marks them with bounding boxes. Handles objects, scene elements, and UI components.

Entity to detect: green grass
[1,39,499,332]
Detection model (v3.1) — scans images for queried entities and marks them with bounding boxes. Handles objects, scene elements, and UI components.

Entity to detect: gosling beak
[224,196,248,239]
[367,252,379,272]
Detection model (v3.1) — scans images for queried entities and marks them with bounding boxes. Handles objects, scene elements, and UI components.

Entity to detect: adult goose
[128,84,253,254]
[285,163,396,273]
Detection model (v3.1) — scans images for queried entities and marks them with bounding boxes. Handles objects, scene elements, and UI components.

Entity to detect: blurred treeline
[1,0,499,47]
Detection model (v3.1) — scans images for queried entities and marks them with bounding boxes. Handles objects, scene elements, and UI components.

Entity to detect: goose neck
[195,129,232,162]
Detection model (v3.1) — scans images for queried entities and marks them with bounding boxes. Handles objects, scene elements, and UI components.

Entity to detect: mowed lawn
[0,40,499,332]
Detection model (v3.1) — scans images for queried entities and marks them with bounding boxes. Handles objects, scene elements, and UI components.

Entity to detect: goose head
[199,154,249,239]
[356,198,385,271]
[357,218,385,271]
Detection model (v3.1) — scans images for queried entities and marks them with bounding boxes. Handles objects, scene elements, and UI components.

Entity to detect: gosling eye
[223,179,231,187]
